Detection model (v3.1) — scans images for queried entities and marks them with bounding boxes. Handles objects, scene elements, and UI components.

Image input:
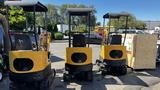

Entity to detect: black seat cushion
[110,35,122,45]
[12,34,33,50]
[72,34,86,47]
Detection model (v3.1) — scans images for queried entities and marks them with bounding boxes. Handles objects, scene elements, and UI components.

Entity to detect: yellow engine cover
[100,45,127,60]
[9,51,50,73]
[66,47,92,65]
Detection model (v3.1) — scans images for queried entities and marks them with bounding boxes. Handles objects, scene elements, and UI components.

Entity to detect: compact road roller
[5,1,55,90]
[63,8,93,81]
[96,12,130,76]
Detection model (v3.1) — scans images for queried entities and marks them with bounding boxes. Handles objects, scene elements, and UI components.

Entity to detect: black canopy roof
[22,2,48,12]
[103,12,130,18]
[5,1,48,12]
[67,8,93,16]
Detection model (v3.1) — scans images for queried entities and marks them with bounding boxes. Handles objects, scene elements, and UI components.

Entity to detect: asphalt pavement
[1,41,160,90]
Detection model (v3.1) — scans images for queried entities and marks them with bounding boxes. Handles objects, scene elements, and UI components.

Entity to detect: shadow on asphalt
[1,70,156,90]
[145,62,160,78]
[53,77,76,90]
[50,55,64,62]
[2,63,160,90]
[52,71,109,90]
[0,78,9,90]
[118,74,149,87]
[52,67,151,90]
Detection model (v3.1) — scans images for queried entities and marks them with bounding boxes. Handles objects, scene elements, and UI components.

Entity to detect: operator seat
[72,34,86,47]
[110,35,122,45]
[11,34,33,50]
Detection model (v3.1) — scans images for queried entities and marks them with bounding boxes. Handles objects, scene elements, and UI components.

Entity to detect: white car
[84,33,103,39]
[118,29,145,34]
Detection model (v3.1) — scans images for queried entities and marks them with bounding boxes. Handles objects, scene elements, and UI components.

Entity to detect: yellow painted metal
[9,51,50,73]
[94,26,108,38]
[100,45,105,59]
[66,47,92,65]
[100,45,127,61]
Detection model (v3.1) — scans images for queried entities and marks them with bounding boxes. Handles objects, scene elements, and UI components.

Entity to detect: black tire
[111,66,118,76]
[120,65,127,75]
[86,71,93,81]
[101,70,107,76]
[52,69,56,78]
[114,66,127,76]
[96,59,101,66]
[63,73,70,82]
[39,80,49,90]
[101,65,111,76]
[9,82,17,90]
[9,82,25,90]
[0,70,3,82]
[39,74,54,90]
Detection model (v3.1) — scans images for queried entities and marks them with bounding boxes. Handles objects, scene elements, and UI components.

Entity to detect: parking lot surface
[1,41,160,90]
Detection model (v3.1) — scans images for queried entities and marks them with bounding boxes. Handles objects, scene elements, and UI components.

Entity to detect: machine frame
[63,8,93,81]
[97,12,130,76]
[5,1,55,90]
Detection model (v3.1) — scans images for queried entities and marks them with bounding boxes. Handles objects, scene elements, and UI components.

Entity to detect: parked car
[84,33,103,39]
[83,33,103,44]
[117,29,145,34]
[122,30,145,34]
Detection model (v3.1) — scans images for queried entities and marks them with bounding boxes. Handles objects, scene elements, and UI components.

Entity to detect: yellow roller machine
[96,12,129,76]
[63,8,93,81]
[5,1,55,90]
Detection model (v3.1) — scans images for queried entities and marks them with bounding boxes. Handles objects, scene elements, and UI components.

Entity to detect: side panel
[103,45,127,60]
[66,47,92,65]
[100,45,105,59]
[9,51,49,73]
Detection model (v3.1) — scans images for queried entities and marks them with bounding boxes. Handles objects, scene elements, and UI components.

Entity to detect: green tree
[49,24,59,39]
[9,6,26,30]
[53,24,58,32]
[59,4,97,25]
[25,13,34,29]
[47,24,53,32]
[74,24,87,33]
[135,20,146,30]
[96,22,101,26]
[0,1,26,30]
[108,13,146,30]
[60,4,77,24]
[0,0,5,15]
[34,4,58,30]
[47,4,58,25]
[36,12,45,27]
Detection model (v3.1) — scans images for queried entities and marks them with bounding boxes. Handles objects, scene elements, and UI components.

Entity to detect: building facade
[144,21,160,30]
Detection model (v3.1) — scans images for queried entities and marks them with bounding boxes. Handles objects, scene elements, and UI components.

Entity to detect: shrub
[51,31,55,40]
[53,24,58,32]
[47,24,53,32]
[74,24,87,33]
[54,32,63,40]
[64,30,69,36]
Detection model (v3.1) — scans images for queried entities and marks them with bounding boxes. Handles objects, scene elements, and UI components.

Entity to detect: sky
[39,0,160,23]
